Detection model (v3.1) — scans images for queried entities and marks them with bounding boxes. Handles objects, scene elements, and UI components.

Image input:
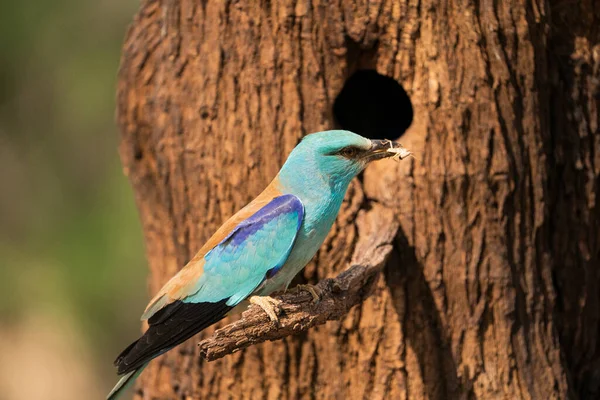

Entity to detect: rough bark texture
[116,1,599,399]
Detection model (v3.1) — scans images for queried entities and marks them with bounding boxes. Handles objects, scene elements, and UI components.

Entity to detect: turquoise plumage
[190,194,304,305]
[108,130,406,399]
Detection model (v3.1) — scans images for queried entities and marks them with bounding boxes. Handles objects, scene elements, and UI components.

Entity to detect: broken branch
[198,203,399,361]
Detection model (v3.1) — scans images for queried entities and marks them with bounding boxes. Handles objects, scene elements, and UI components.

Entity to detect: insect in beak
[367,139,413,162]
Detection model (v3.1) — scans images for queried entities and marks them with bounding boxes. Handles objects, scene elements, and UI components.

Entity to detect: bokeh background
[0,1,147,398]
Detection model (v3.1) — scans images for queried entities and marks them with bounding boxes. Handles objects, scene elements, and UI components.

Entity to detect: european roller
[108,130,410,399]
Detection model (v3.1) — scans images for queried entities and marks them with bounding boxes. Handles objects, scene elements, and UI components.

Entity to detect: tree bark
[116,1,599,399]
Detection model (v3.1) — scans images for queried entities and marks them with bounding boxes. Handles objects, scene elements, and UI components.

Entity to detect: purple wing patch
[219,194,304,247]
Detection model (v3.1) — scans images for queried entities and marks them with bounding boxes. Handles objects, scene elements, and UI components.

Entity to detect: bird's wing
[140,184,292,320]
[194,193,304,305]
[141,192,304,320]
[114,194,304,374]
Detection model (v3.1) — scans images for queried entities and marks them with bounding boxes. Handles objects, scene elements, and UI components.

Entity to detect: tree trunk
[116,1,599,399]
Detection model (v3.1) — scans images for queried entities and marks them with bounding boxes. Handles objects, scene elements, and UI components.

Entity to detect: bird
[107,130,409,399]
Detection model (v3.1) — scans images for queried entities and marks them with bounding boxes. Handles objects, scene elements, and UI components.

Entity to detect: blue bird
[108,130,409,399]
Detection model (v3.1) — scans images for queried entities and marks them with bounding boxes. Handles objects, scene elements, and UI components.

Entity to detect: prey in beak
[366,139,413,162]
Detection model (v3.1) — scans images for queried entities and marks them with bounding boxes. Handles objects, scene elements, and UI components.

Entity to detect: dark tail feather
[106,363,147,400]
[113,339,138,368]
[114,299,232,375]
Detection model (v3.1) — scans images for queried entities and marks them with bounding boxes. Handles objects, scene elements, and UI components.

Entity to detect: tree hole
[333,70,413,140]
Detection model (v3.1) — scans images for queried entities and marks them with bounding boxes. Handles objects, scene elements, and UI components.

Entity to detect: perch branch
[198,203,399,361]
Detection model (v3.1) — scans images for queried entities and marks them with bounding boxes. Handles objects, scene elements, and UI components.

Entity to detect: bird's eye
[338,147,359,158]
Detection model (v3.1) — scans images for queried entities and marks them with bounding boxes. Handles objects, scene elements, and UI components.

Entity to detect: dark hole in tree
[333,70,413,140]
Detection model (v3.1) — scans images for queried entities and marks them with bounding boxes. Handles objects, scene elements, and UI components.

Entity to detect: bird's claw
[296,284,322,304]
[249,296,282,324]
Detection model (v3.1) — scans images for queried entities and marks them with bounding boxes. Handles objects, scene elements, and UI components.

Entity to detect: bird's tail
[106,363,148,400]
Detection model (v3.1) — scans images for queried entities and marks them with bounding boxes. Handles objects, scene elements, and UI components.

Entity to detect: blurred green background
[0,1,147,398]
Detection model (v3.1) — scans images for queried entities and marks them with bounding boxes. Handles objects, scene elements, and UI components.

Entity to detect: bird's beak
[365,139,411,161]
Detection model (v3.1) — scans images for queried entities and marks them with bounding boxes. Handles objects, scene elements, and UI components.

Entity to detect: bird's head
[279,130,409,192]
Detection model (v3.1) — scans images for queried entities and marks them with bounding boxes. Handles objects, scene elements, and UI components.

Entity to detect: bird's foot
[249,296,283,323]
[296,284,322,304]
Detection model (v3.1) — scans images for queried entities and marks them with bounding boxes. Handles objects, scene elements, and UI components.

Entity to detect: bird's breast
[256,190,346,294]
